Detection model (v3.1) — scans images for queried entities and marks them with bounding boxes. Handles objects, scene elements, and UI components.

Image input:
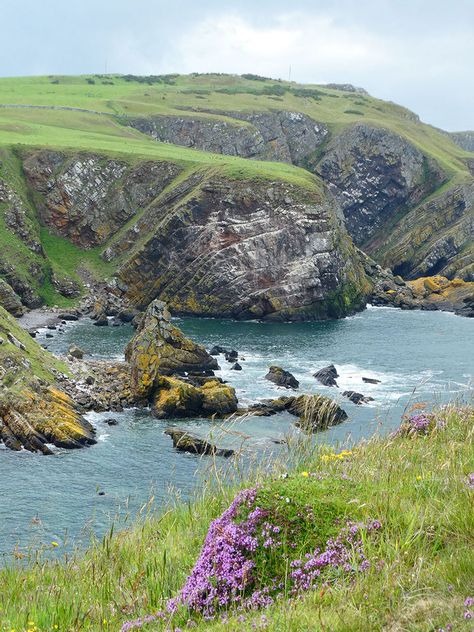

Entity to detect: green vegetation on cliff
[0,404,472,630]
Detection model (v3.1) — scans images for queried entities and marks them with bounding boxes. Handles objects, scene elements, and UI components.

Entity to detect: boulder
[225,350,238,362]
[248,393,347,432]
[153,376,237,419]
[265,366,299,389]
[68,345,85,360]
[58,312,79,321]
[313,364,339,387]
[209,345,227,356]
[164,427,234,458]
[342,390,374,405]
[200,380,238,416]
[231,362,242,371]
[0,279,24,317]
[125,300,218,399]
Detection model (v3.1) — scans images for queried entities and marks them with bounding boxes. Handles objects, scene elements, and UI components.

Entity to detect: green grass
[0,306,69,387]
[0,403,472,631]
[0,73,471,185]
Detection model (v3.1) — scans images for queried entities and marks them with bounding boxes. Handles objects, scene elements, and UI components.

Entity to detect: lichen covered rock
[125,300,218,398]
[153,376,237,418]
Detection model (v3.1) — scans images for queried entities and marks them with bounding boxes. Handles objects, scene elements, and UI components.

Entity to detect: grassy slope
[0,74,471,181]
[0,404,472,631]
[0,305,68,388]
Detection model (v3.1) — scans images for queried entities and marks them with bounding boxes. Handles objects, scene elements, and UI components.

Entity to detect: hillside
[1,403,472,631]
[0,73,472,316]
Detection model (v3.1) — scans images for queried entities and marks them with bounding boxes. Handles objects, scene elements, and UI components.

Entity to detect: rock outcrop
[22,150,182,248]
[370,181,474,281]
[115,173,369,321]
[248,393,347,433]
[0,279,24,316]
[264,366,299,389]
[127,111,328,164]
[164,427,234,458]
[450,131,474,153]
[0,306,96,454]
[316,123,445,247]
[153,376,237,418]
[313,364,339,387]
[125,300,218,399]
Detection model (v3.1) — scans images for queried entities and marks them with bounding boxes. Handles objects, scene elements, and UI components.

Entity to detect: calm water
[0,307,472,561]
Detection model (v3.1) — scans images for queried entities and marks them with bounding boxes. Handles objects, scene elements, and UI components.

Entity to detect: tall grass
[0,403,473,631]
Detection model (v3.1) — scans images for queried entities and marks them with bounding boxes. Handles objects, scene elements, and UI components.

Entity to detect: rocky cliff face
[450,131,474,153]
[371,180,474,281]
[115,175,368,320]
[22,151,182,248]
[22,150,369,321]
[127,112,472,282]
[128,111,328,164]
[315,123,445,247]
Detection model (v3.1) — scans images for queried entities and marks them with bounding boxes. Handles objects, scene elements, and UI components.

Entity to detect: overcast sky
[1,0,472,131]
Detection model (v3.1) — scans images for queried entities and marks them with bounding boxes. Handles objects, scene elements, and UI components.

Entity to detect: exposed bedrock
[315,123,445,247]
[22,150,182,248]
[127,110,329,163]
[372,181,474,281]
[115,176,369,321]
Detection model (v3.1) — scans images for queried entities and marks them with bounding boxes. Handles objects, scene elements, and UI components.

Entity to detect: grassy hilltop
[0,404,472,631]
[0,73,471,180]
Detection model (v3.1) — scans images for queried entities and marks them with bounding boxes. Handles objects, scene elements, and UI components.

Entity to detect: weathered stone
[291,394,347,433]
[362,377,381,384]
[342,390,374,405]
[68,345,85,360]
[125,300,218,398]
[164,427,234,458]
[0,279,24,316]
[313,364,339,387]
[265,366,299,389]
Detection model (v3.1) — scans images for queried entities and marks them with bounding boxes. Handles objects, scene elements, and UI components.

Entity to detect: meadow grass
[0,73,471,184]
[0,403,472,631]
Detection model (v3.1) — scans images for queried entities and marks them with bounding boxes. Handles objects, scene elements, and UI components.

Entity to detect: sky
[0,0,472,131]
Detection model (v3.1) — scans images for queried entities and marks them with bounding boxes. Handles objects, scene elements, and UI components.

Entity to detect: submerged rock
[362,377,381,384]
[265,366,299,389]
[164,427,234,458]
[342,390,374,405]
[313,364,339,387]
[125,300,218,399]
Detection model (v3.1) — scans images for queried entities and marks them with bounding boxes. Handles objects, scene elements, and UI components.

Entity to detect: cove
[0,307,472,562]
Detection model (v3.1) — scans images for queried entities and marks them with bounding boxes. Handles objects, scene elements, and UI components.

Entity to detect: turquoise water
[0,307,472,561]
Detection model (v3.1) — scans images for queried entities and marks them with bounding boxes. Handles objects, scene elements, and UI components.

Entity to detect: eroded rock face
[128,111,328,164]
[22,151,182,248]
[0,306,96,453]
[373,181,474,281]
[125,300,218,398]
[316,124,445,247]
[117,176,368,321]
[450,131,474,153]
[0,279,24,316]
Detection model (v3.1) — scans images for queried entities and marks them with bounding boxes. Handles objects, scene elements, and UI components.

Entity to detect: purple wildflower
[465,596,474,607]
